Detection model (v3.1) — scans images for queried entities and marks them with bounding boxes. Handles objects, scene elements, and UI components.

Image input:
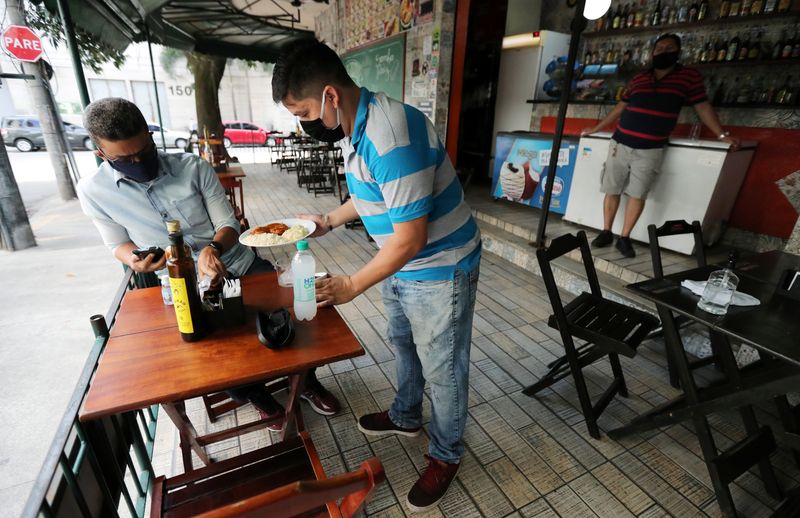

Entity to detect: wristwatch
[207,240,225,254]
[717,131,730,140]
[323,214,333,232]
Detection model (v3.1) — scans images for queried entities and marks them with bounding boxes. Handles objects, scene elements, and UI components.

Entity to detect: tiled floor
[150,163,799,517]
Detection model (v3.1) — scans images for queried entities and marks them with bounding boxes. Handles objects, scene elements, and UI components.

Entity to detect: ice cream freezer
[563,132,757,254]
[491,132,579,215]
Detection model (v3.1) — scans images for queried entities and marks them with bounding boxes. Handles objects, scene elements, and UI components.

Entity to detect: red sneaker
[248,391,284,432]
[357,410,421,438]
[300,377,341,416]
[406,455,460,513]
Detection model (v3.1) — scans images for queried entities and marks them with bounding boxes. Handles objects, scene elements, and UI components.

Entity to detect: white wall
[505,0,542,36]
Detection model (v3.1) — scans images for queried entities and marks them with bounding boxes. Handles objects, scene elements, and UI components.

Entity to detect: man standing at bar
[582,33,739,257]
[273,40,481,513]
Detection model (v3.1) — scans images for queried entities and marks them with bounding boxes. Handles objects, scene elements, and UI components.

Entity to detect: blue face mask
[107,143,160,183]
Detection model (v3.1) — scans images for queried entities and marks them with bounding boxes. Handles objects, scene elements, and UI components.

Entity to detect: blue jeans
[384,266,479,464]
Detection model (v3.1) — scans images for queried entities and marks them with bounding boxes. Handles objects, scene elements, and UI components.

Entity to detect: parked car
[222,121,271,147]
[148,123,190,149]
[1,116,94,152]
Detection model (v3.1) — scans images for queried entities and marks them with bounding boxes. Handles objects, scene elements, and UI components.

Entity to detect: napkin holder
[202,291,245,329]
[774,269,800,302]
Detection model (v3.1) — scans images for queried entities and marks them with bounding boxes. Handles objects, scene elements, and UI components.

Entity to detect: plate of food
[239,218,316,248]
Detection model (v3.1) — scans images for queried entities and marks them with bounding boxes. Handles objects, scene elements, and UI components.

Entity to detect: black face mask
[108,144,160,183]
[652,50,680,70]
[300,91,345,143]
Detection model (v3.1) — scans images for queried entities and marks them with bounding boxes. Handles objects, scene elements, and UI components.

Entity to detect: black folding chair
[523,231,658,439]
[648,219,722,388]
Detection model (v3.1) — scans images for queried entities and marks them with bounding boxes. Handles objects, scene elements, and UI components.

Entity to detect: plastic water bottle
[292,240,317,321]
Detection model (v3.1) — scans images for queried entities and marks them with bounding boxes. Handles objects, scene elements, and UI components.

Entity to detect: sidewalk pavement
[0,196,121,516]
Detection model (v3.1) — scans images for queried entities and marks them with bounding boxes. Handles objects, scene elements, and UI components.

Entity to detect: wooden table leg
[161,401,211,472]
[280,371,308,442]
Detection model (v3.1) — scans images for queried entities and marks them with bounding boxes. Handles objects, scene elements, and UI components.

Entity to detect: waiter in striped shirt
[582,33,739,258]
[273,40,480,512]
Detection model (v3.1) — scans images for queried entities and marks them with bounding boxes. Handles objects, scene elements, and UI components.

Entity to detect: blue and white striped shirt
[342,88,481,281]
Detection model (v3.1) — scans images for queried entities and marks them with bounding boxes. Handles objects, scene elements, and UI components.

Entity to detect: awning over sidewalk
[40,0,316,62]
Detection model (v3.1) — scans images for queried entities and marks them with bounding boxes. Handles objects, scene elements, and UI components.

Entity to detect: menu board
[342,34,406,102]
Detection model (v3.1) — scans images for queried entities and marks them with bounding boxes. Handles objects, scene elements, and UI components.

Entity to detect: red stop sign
[2,25,43,63]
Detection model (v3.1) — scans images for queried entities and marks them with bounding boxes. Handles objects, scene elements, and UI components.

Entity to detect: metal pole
[55,0,90,108]
[145,24,167,152]
[534,0,587,248]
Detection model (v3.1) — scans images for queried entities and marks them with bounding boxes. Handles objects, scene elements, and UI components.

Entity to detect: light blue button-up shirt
[77,151,255,277]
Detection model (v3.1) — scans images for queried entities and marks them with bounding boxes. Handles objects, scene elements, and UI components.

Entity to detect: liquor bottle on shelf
[713,77,727,104]
[662,0,672,23]
[782,27,795,58]
[677,0,689,22]
[752,76,766,102]
[793,30,800,57]
[701,36,715,61]
[719,0,732,17]
[612,3,623,29]
[763,0,777,12]
[689,1,700,20]
[738,32,750,59]
[741,0,753,15]
[764,76,779,102]
[750,0,765,14]
[668,0,679,23]
[729,0,742,16]
[716,33,729,61]
[652,0,662,25]
[699,0,709,19]
[772,30,785,58]
[776,75,792,103]
[727,32,741,60]
[604,9,613,30]
[777,0,792,13]
[724,76,741,103]
[635,0,645,26]
[627,3,636,27]
[693,36,706,62]
[736,75,752,103]
[748,30,763,59]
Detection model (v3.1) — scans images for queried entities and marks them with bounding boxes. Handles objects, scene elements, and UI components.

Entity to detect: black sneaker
[406,455,461,513]
[357,410,421,437]
[616,236,636,258]
[591,230,614,248]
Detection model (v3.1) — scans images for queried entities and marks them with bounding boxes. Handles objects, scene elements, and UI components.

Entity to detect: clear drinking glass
[697,269,739,315]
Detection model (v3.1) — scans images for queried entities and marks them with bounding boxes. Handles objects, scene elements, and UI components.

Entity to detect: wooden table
[80,272,364,471]
[613,255,800,517]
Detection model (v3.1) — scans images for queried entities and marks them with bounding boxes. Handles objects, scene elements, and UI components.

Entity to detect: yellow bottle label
[169,277,194,334]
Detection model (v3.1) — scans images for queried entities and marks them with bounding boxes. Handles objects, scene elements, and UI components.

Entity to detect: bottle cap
[296,240,309,251]
[166,220,181,233]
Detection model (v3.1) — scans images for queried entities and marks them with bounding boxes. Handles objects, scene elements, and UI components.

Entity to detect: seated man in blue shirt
[77,98,340,424]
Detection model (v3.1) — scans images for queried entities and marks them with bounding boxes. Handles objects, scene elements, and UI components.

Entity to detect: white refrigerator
[492,30,571,142]
[563,132,756,254]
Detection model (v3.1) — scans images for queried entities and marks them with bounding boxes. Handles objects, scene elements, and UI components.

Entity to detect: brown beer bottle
[166,220,204,342]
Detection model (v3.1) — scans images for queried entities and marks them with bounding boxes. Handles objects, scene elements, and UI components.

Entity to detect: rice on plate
[238,218,316,248]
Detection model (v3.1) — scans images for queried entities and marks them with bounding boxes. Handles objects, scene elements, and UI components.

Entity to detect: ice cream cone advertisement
[491,132,579,215]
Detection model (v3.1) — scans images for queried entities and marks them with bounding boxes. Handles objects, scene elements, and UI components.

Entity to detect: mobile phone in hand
[132,246,165,262]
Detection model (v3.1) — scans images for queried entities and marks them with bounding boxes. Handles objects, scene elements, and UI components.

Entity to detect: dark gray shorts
[600,140,665,199]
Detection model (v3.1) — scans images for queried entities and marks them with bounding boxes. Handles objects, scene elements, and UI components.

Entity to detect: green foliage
[27,2,126,73]
[160,47,183,78]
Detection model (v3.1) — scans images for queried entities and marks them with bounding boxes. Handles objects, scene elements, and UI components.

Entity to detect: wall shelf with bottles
[526,99,798,107]
[584,10,799,38]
